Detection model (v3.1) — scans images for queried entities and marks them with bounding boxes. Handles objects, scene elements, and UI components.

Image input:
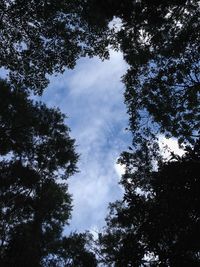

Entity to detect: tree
[120,0,200,144]
[1,0,199,137]
[46,232,97,267]
[96,2,200,266]
[99,140,200,266]
[90,0,200,144]
[0,0,110,94]
[0,79,85,266]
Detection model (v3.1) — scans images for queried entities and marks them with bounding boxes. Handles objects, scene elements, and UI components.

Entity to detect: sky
[0,49,185,235]
[39,50,131,233]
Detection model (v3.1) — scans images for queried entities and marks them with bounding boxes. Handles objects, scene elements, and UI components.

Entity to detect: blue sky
[39,50,131,233]
[0,49,184,234]
[0,49,184,235]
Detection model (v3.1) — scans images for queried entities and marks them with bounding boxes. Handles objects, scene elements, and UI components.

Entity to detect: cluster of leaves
[93,1,200,266]
[128,1,199,142]
[44,232,97,267]
[99,140,200,266]
[97,0,200,144]
[0,80,97,266]
[0,0,111,94]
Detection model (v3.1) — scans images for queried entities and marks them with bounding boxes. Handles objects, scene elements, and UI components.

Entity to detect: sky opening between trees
[0,1,200,266]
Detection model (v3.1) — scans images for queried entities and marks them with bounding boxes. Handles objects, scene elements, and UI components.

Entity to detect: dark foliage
[0,80,96,266]
[121,1,200,144]
[0,0,110,94]
[91,0,200,143]
[45,232,97,267]
[96,3,200,263]
[99,140,200,266]
[1,1,199,266]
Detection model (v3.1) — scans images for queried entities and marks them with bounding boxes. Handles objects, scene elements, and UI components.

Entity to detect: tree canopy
[121,0,200,143]
[0,80,97,266]
[96,1,200,266]
[99,140,200,267]
[0,1,200,266]
[50,232,97,267]
[92,0,200,144]
[0,0,110,94]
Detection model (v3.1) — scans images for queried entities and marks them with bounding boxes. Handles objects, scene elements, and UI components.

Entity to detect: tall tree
[91,0,200,144]
[120,0,200,144]
[99,140,200,267]
[0,80,97,266]
[0,0,110,94]
[48,232,97,267]
[98,2,200,266]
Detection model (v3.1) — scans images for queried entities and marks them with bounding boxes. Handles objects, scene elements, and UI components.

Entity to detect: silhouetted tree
[45,232,97,267]
[1,1,199,138]
[0,80,98,266]
[95,2,200,266]
[0,0,110,94]
[90,0,200,144]
[99,140,200,266]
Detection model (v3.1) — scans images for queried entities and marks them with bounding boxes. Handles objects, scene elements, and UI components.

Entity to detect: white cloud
[114,162,126,178]
[67,50,127,95]
[41,54,186,232]
[41,50,130,232]
[158,135,185,159]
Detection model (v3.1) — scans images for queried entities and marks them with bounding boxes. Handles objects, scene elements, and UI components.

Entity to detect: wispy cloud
[40,51,131,232]
[158,135,185,160]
